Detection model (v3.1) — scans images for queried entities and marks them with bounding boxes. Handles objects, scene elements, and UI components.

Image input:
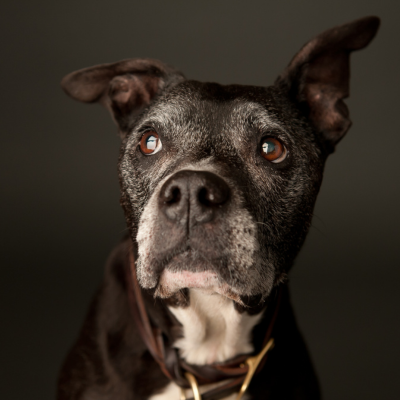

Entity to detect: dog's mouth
[157,269,217,292]
[152,248,243,303]
[155,269,243,303]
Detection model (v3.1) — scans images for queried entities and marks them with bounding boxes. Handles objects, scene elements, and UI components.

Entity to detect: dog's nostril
[198,184,229,207]
[164,186,181,204]
[198,188,209,206]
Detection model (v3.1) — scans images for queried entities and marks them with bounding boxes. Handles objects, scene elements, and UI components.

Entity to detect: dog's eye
[139,131,162,155]
[260,138,287,163]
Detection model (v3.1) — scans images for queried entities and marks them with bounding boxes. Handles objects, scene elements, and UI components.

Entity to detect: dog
[57,16,380,400]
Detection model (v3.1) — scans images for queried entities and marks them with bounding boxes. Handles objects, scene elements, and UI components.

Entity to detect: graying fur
[119,82,324,301]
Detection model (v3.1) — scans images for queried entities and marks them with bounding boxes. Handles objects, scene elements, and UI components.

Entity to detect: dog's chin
[154,269,244,305]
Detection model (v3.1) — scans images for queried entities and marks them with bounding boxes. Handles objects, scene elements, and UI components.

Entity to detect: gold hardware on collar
[181,372,201,400]
[180,338,274,400]
[235,338,274,400]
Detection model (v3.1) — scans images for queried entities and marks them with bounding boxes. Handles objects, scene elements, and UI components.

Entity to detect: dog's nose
[159,170,230,225]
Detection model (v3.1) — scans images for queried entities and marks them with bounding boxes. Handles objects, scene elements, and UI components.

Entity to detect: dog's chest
[149,289,262,400]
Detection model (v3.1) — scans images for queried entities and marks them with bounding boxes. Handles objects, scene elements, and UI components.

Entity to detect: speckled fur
[119,84,325,304]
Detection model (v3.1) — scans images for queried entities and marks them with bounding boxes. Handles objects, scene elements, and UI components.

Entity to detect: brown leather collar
[125,246,282,400]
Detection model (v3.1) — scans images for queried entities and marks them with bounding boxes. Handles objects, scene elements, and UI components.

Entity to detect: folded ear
[61,58,185,134]
[275,16,380,152]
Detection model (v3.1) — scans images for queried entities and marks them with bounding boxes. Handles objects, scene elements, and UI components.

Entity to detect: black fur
[58,16,380,400]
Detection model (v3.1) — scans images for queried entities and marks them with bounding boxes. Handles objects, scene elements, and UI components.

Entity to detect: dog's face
[119,82,324,302]
[61,17,379,306]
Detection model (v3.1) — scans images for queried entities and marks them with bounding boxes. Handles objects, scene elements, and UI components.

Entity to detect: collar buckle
[180,338,275,400]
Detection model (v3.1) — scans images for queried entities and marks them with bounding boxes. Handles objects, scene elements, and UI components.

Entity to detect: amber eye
[139,131,162,155]
[260,137,287,163]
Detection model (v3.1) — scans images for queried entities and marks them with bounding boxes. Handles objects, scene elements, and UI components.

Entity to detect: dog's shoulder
[57,239,170,400]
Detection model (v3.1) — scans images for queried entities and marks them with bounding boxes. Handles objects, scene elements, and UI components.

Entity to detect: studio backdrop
[1,1,399,399]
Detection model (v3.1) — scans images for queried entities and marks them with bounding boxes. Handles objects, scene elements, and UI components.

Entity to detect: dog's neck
[168,289,264,365]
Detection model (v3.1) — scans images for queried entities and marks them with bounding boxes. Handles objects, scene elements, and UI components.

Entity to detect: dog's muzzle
[136,168,260,298]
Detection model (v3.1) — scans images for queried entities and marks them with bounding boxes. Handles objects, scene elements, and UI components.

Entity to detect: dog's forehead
[138,80,287,145]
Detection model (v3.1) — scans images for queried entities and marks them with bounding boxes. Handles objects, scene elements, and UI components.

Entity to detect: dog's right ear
[61,58,185,135]
[275,16,380,153]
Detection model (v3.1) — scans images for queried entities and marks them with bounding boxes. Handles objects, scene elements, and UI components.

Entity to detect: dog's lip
[157,269,243,304]
[159,269,219,290]
[154,246,226,278]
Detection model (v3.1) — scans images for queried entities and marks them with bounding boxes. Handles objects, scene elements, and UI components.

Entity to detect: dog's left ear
[275,16,380,152]
[61,58,185,135]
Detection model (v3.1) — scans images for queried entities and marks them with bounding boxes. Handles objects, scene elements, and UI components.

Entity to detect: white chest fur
[149,289,262,400]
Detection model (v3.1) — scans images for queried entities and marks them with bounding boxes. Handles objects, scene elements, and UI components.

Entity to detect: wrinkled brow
[226,102,287,136]
[132,99,194,138]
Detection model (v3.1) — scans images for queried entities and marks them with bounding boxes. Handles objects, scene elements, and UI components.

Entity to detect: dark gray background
[1,1,399,399]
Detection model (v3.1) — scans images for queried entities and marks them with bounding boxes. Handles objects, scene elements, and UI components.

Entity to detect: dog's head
[62,17,379,306]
